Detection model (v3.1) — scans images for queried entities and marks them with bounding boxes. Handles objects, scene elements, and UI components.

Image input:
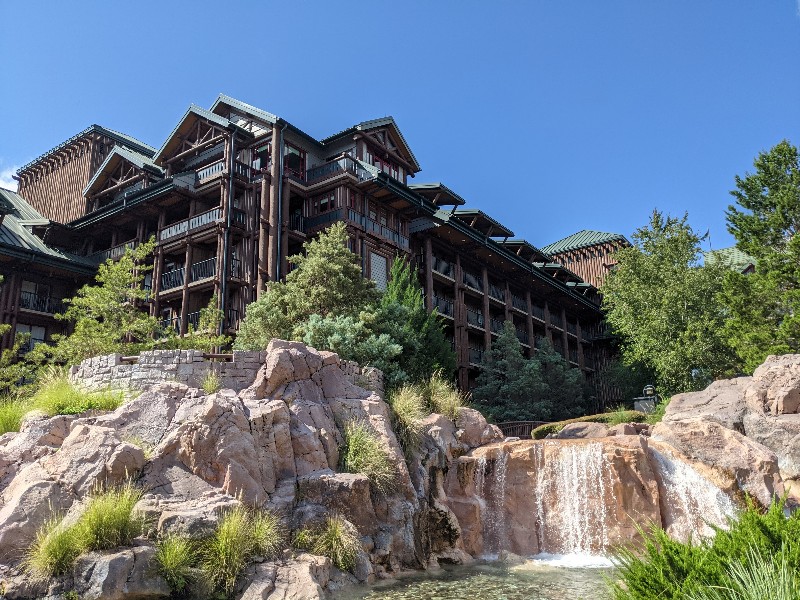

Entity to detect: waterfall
[649,447,737,540]
[480,450,509,554]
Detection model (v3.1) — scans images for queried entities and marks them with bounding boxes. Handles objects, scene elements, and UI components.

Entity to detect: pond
[332,556,613,600]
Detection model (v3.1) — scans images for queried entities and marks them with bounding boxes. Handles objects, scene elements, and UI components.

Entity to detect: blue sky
[1,1,798,251]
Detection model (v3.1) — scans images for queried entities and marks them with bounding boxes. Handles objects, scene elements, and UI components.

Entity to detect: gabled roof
[498,238,551,262]
[18,125,155,174]
[153,104,254,165]
[83,146,164,196]
[408,182,466,206]
[0,188,96,271]
[210,94,278,125]
[453,208,514,238]
[704,247,756,273]
[322,116,421,172]
[542,229,629,255]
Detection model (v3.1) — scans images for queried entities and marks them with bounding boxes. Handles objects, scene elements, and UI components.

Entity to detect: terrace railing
[466,307,485,328]
[19,291,63,314]
[512,294,528,313]
[433,294,455,318]
[463,271,483,292]
[159,207,221,242]
[89,239,139,263]
[489,284,505,302]
[160,268,185,291]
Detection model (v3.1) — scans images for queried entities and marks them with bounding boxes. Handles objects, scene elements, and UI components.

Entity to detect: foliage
[601,211,738,395]
[75,482,144,551]
[44,239,160,365]
[293,514,361,571]
[154,534,198,594]
[387,383,428,454]
[29,370,123,416]
[531,410,647,439]
[235,223,379,350]
[422,370,464,420]
[24,517,82,580]
[339,420,395,494]
[597,358,658,408]
[160,294,230,352]
[0,331,32,398]
[201,505,286,596]
[646,397,670,425]
[0,396,27,435]
[721,140,800,372]
[472,322,584,422]
[609,499,800,600]
[201,370,222,395]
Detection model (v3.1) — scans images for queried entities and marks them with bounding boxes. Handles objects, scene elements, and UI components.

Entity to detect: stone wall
[69,349,384,397]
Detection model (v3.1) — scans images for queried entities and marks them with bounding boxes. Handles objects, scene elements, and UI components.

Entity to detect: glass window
[284,144,305,176]
[370,252,388,291]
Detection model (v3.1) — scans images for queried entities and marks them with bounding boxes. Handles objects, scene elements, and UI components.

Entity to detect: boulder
[73,545,170,600]
[268,554,330,600]
[455,408,503,448]
[746,354,800,415]
[239,562,277,600]
[554,422,609,439]
[663,377,751,431]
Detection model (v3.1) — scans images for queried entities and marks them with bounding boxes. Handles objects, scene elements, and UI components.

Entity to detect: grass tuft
[24,516,83,580]
[387,384,427,454]
[154,533,198,593]
[0,396,28,435]
[252,509,286,558]
[293,514,361,571]
[75,481,144,551]
[424,371,464,420]
[201,371,221,395]
[340,421,395,494]
[30,373,123,416]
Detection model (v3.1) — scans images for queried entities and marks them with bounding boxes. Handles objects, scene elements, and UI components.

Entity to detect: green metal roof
[210,94,278,125]
[83,146,164,196]
[704,247,755,272]
[321,116,421,172]
[408,182,467,206]
[0,188,97,272]
[18,125,155,173]
[542,229,629,255]
[453,208,514,238]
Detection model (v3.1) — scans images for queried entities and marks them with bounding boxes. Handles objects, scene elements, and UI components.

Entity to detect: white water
[482,451,509,552]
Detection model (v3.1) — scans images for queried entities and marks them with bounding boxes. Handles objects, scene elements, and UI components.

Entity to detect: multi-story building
[6,95,617,400]
[543,230,630,289]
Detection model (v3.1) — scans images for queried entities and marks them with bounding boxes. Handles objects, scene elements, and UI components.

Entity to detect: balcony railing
[190,258,216,282]
[466,306,485,329]
[196,160,224,182]
[432,256,454,279]
[305,208,346,231]
[89,238,139,263]
[160,317,181,334]
[432,294,454,318]
[489,317,505,334]
[231,208,247,227]
[305,208,409,249]
[566,321,577,336]
[463,271,483,292]
[304,154,377,185]
[468,346,484,365]
[161,268,185,291]
[186,311,201,331]
[550,312,563,329]
[227,308,240,331]
[512,294,528,313]
[489,284,505,302]
[290,213,305,232]
[159,207,221,242]
[516,328,530,345]
[569,348,579,364]
[532,304,545,321]
[19,291,63,314]
[233,160,252,180]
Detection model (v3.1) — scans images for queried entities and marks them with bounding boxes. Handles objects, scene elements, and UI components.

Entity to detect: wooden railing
[89,238,139,262]
[159,207,221,242]
[496,421,551,439]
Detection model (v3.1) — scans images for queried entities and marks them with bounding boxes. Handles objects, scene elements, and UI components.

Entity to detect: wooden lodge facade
[5,95,619,399]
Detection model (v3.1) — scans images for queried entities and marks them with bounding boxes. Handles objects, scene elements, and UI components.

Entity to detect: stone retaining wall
[69,348,384,397]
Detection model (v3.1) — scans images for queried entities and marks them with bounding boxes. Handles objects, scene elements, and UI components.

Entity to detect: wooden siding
[550,240,625,288]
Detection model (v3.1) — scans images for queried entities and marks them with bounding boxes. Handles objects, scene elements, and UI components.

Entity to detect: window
[370,252,388,291]
[284,144,305,176]
[316,192,335,214]
[254,144,271,170]
[16,323,46,347]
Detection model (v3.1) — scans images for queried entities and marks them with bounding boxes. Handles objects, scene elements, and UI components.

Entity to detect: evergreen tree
[534,338,586,421]
[721,140,800,371]
[235,223,379,350]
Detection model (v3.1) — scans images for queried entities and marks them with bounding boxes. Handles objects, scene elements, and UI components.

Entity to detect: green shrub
[30,374,123,416]
[532,410,647,439]
[339,421,395,494]
[24,517,82,580]
[75,482,143,551]
[646,397,670,425]
[424,371,463,420]
[609,500,800,600]
[0,396,28,435]
[201,371,221,395]
[387,384,427,454]
[201,505,286,596]
[293,514,361,571]
[154,534,198,593]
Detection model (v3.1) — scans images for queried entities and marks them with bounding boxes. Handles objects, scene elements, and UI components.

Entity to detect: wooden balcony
[88,238,139,263]
[19,291,64,315]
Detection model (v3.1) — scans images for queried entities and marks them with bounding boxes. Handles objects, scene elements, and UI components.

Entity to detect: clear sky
[1,1,798,251]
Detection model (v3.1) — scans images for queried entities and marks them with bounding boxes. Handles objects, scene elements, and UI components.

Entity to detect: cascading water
[481,451,508,553]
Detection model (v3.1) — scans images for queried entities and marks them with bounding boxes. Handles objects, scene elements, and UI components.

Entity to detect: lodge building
[2,95,620,398]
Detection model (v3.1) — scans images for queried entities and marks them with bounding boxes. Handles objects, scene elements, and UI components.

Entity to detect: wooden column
[152,249,163,317]
[576,320,586,370]
[525,290,535,357]
[257,175,270,294]
[544,301,553,343]
[281,184,290,279]
[179,244,194,335]
[482,267,491,350]
[561,307,570,362]
[424,237,433,312]
[267,125,281,281]
[454,254,468,391]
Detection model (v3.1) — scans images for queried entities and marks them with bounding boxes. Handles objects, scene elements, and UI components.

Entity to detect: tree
[534,338,587,421]
[39,239,160,365]
[159,294,230,352]
[235,223,379,350]
[472,321,550,422]
[721,140,800,371]
[600,211,737,394]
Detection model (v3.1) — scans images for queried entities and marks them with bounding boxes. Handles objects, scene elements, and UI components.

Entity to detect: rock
[554,422,609,439]
[268,554,330,600]
[747,354,800,415]
[743,412,800,480]
[296,472,377,534]
[239,562,277,600]
[664,377,751,431]
[455,408,503,448]
[73,545,170,600]
[0,414,74,488]
[607,423,639,436]
[652,418,781,507]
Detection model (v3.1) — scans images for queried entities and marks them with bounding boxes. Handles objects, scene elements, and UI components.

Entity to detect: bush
[201,371,221,395]
[424,371,463,420]
[532,411,647,439]
[609,500,800,599]
[293,514,361,571]
[30,373,123,416]
[76,482,144,551]
[0,396,27,435]
[387,384,427,454]
[339,421,395,494]
[154,534,198,594]
[25,517,82,580]
[201,505,286,596]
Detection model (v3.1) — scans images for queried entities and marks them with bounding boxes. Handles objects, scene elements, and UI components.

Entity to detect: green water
[332,561,612,600]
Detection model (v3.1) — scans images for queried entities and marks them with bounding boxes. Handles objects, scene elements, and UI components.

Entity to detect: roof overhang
[83,147,164,197]
[408,182,467,207]
[453,209,514,238]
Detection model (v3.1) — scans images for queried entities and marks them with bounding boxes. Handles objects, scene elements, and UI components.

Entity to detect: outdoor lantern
[643,385,656,397]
